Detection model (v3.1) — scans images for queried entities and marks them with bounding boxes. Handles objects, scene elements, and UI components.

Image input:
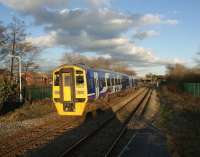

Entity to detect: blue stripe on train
[88,91,107,100]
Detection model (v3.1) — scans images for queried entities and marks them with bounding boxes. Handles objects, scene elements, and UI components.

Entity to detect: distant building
[0,69,10,79]
[22,72,52,86]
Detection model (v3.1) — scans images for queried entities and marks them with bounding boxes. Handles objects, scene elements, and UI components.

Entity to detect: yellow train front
[52,65,88,116]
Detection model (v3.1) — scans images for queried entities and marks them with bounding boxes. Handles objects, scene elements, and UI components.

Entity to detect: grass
[157,86,200,157]
[0,99,55,122]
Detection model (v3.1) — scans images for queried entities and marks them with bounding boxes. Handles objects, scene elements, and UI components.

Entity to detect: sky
[0,0,199,76]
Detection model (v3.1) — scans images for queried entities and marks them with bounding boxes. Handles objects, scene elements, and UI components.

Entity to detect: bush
[159,87,200,157]
[0,77,18,110]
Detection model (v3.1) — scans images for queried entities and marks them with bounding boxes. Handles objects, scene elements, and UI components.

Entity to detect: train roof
[55,64,135,78]
[76,64,133,77]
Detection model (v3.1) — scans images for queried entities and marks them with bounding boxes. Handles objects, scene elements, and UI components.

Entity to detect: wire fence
[184,83,200,97]
[25,86,52,101]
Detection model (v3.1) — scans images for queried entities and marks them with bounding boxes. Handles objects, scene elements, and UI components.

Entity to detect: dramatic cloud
[134,30,160,40]
[0,0,69,11]
[26,31,56,48]
[0,0,180,69]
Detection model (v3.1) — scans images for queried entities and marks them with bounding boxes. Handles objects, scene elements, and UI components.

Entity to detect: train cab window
[76,75,84,84]
[76,70,83,74]
[64,75,71,86]
[54,74,60,86]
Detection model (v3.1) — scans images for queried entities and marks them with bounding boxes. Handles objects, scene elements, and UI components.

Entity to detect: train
[52,64,136,116]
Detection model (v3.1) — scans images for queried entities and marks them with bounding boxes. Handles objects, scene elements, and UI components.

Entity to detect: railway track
[105,90,153,157]
[0,116,82,157]
[0,88,145,157]
[58,88,151,157]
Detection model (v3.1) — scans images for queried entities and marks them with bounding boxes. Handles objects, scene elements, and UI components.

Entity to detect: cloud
[134,30,160,40]
[138,14,178,26]
[0,0,69,11]
[86,0,111,7]
[0,0,180,69]
[26,31,56,48]
[139,14,161,25]
[164,19,178,25]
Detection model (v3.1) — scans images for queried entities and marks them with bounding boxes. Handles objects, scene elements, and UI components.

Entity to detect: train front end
[52,65,88,116]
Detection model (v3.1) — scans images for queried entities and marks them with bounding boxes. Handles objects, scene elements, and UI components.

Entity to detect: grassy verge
[157,86,200,157]
[0,99,55,122]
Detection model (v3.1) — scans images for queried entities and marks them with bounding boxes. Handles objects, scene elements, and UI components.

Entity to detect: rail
[104,90,152,156]
[59,88,150,157]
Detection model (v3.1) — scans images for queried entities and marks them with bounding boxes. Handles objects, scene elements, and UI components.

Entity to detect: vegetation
[158,59,200,157]
[0,17,40,80]
[166,64,200,93]
[158,87,200,157]
[0,17,43,112]
[0,99,55,122]
[167,64,200,82]
[0,76,18,111]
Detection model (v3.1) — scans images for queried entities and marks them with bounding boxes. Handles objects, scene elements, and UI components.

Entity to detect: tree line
[166,63,200,83]
[0,17,39,81]
[60,52,136,75]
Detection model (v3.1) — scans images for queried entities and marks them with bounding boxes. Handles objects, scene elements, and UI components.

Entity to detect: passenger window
[107,78,110,86]
[112,78,115,85]
[76,75,84,84]
[54,74,60,86]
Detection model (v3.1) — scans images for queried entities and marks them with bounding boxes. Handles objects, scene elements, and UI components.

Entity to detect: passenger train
[52,64,136,116]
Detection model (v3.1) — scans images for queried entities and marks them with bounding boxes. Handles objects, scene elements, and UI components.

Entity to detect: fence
[183,83,200,97]
[25,86,52,101]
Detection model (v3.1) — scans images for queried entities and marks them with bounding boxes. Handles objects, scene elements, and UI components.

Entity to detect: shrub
[0,77,18,110]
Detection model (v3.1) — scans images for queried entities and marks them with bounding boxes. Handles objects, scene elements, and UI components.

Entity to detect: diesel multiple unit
[52,64,135,116]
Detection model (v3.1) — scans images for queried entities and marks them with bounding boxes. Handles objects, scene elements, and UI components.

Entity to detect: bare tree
[112,63,136,75]
[166,63,200,82]
[166,64,187,79]
[0,22,8,63]
[1,17,40,81]
[0,22,6,46]
[20,42,40,80]
[60,52,136,75]
[5,17,26,78]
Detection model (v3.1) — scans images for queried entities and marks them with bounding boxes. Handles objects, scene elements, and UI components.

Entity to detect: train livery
[52,64,135,116]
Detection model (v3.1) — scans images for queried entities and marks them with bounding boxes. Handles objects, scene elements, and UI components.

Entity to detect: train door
[94,72,99,99]
[61,73,73,102]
